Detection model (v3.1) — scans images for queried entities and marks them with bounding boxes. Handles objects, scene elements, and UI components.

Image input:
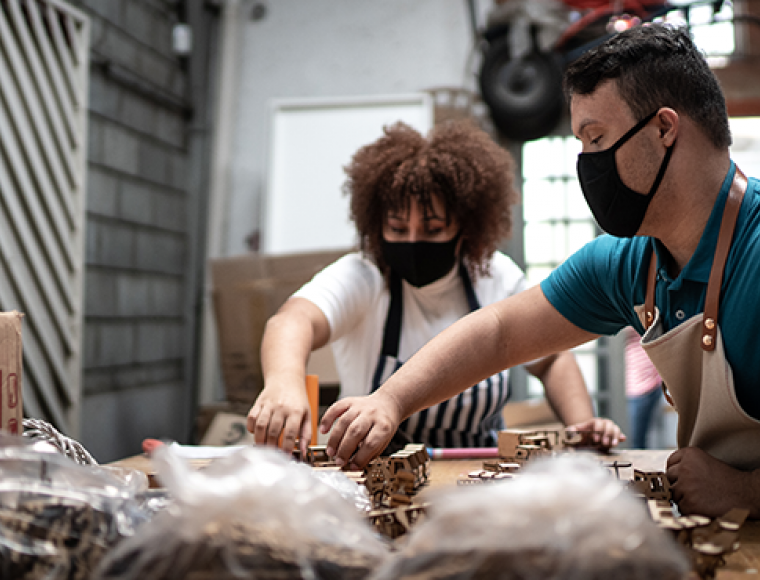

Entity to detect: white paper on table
[167,442,250,460]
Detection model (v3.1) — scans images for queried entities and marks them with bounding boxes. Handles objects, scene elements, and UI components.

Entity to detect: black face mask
[577,110,674,238]
[382,232,461,288]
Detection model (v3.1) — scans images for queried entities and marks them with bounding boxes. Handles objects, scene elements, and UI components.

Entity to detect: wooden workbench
[415,449,760,579]
[111,448,760,578]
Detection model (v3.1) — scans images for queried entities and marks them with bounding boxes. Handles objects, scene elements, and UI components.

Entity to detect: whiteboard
[262,94,434,254]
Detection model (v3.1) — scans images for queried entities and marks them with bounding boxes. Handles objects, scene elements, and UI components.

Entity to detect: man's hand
[565,417,625,450]
[667,447,760,518]
[247,383,311,456]
[320,391,403,470]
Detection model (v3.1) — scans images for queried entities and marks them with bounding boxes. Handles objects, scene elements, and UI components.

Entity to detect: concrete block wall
[66,0,219,462]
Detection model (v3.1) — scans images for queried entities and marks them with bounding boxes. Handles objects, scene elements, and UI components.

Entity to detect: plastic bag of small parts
[94,445,391,580]
[369,454,691,580]
[0,435,160,580]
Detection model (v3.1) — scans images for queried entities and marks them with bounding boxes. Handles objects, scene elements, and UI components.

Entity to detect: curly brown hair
[344,120,517,280]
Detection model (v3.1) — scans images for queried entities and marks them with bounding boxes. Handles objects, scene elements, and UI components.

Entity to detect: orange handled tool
[279,374,320,448]
[306,374,319,444]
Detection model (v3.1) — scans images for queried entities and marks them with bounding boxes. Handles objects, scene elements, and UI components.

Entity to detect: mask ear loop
[646,143,674,197]
[608,110,659,153]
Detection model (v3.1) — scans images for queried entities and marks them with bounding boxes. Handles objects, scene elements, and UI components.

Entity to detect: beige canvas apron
[635,168,760,471]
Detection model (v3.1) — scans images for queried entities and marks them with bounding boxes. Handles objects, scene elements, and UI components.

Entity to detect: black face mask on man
[577,110,674,238]
[382,232,461,288]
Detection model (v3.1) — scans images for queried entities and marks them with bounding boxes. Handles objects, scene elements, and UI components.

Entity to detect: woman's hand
[565,417,626,450]
[249,297,332,457]
[247,381,312,455]
[320,391,404,470]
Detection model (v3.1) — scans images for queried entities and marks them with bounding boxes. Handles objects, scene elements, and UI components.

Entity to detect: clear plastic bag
[371,453,691,580]
[0,435,156,580]
[95,445,390,580]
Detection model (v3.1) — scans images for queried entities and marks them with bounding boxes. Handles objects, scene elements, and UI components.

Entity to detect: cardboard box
[0,311,23,435]
[200,411,256,446]
[210,249,350,404]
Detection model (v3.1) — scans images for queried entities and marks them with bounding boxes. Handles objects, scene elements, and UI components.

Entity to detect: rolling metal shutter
[0,0,89,434]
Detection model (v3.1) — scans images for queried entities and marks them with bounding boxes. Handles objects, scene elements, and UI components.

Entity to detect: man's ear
[656,108,679,146]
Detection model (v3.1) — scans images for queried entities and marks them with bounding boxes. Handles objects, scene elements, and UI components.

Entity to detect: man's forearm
[382,306,513,420]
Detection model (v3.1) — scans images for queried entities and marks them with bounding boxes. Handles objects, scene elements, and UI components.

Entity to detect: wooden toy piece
[646,498,749,580]
[365,458,392,507]
[388,470,416,507]
[561,429,585,447]
[363,445,431,509]
[497,431,523,459]
[602,460,632,480]
[520,433,553,449]
[687,510,746,580]
[628,469,672,501]
[648,499,678,529]
[368,502,430,540]
[388,444,432,488]
[691,507,749,554]
[713,507,750,533]
[482,460,520,474]
[304,445,331,466]
[514,444,550,463]
[457,467,514,485]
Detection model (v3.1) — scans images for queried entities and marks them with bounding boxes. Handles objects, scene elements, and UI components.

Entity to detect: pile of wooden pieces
[632,471,749,580]
[300,443,432,540]
[458,427,586,485]
[454,427,749,580]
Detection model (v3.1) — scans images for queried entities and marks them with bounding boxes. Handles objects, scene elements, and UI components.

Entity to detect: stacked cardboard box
[0,311,23,436]
[209,249,349,407]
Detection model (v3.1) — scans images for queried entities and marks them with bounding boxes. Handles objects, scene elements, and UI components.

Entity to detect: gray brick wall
[67,0,218,462]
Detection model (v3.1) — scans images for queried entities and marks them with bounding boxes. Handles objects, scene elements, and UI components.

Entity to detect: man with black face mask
[247,120,623,457]
[319,25,760,520]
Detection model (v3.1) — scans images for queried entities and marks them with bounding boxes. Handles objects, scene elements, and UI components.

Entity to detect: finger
[666,448,685,469]
[251,407,272,445]
[332,416,371,468]
[320,399,351,435]
[324,405,356,460]
[299,416,312,458]
[279,414,301,454]
[265,412,285,447]
[246,407,259,435]
[601,421,622,448]
[348,424,395,470]
[669,480,685,506]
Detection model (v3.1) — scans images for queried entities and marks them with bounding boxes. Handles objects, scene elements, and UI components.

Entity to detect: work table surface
[419,449,760,579]
[112,448,760,579]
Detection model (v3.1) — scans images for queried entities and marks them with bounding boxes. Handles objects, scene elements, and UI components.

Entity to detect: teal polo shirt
[541,163,760,419]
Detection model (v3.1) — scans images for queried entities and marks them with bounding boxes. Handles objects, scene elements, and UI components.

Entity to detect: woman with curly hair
[247,120,623,458]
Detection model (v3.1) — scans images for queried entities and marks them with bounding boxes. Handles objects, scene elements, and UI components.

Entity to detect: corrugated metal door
[0,0,89,434]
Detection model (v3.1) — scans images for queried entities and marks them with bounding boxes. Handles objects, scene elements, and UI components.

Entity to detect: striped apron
[636,166,760,470]
[371,263,510,450]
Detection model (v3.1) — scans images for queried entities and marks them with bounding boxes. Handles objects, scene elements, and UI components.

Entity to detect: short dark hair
[564,24,731,149]
[344,120,517,280]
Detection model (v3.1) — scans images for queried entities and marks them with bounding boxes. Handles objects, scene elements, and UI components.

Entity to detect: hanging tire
[479,32,565,142]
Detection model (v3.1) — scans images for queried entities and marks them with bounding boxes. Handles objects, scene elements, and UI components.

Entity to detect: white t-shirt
[295,251,528,398]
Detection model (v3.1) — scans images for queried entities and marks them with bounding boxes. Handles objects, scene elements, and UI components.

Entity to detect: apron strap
[702,167,747,351]
[459,262,481,312]
[379,271,403,358]
[644,250,657,330]
[380,263,480,359]
[642,166,747,350]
